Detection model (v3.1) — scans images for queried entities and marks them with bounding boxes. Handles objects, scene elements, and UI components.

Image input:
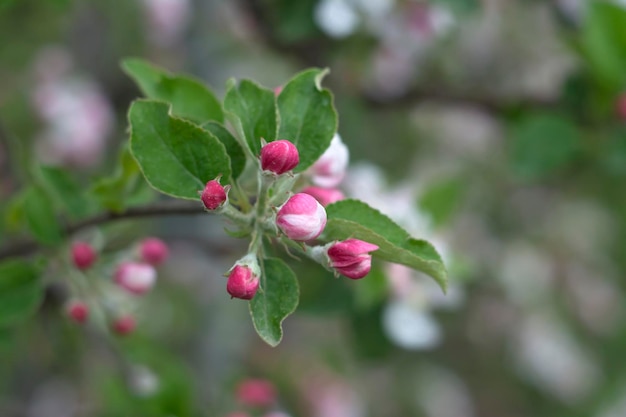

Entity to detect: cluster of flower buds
[199,133,378,301]
[65,237,169,336]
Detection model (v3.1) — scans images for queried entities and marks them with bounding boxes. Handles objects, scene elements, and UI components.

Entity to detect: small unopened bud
[112,315,136,335]
[71,242,97,270]
[308,133,349,188]
[236,379,276,408]
[114,262,156,295]
[66,300,89,324]
[260,140,299,175]
[139,237,169,266]
[326,238,379,279]
[301,186,345,207]
[201,178,228,210]
[274,85,283,96]
[276,193,327,241]
[226,255,261,300]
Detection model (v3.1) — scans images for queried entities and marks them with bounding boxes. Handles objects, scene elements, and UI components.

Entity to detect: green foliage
[23,186,63,245]
[202,122,247,181]
[224,78,278,156]
[0,260,42,328]
[249,258,299,347]
[36,165,92,219]
[419,176,465,227]
[509,114,582,180]
[129,100,231,200]
[324,199,448,292]
[122,58,224,124]
[277,68,338,172]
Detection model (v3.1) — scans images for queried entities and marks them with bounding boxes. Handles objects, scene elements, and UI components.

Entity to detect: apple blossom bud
[276,193,327,241]
[201,178,228,210]
[139,237,169,266]
[236,379,276,408]
[71,242,97,270]
[301,186,345,207]
[227,255,261,300]
[112,315,136,335]
[274,86,283,96]
[260,140,299,175]
[66,300,89,324]
[326,238,379,279]
[114,262,157,295]
[308,133,349,188]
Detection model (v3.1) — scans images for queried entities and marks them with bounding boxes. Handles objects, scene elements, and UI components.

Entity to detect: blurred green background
[2,0,626,416]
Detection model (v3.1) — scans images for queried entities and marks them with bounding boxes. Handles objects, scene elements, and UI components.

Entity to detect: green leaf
[578,2,626,89]
[129,100,231,200]
[277,68,337,172]
[323,199,447,291]
[509,114,582,180]
[122,58,224,123]
[202,122,246,181]
[91,146,151,212]
[249,257,299,347]
[23,186,63,245]
[36,165,92,218]
[224,79,278,155]
[0,260,43,328]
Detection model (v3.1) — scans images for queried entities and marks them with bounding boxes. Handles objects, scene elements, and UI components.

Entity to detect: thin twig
[0,200,207,260]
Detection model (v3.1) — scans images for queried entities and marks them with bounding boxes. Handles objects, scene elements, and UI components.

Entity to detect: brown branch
[0,199,207,261]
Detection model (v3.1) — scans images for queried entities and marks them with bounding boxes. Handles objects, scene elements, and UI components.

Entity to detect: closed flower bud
[112,315,136,335]
[260,140,299,175]
[327,238,379,279]
[226,255,261,300]
[114,262,157,295]
[66,300,89,324]
[301,186,345,207]
[71,242,97,270]
[236,379,276,408]
[308,133,349,188]
[201,178,228,210]
[276,193,327,241]
[139,237,169,266]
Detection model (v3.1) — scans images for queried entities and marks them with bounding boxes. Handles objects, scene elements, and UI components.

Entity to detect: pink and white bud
[112,315,136,336]
[274,86,283,96]
[260,140,299,175]
[227,255,261,300]
[308,133,349,188]
[326,238,379,279]
[71,242,97,271]
[66,300,89,324]
[276,193,327,241]
[139,237,169,266]
[201,178,228,210]
[236,379,276,408]
[301,186,345,207]
[114,262,157,295]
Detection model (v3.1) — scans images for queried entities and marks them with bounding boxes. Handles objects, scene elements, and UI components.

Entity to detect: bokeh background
[1,0,626,416]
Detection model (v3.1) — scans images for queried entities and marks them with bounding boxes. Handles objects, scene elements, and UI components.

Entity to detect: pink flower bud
[301,186,345,207]
[112,315,136,336]
[273,85,283,96]
[139,237,169,266]
[327,238,379,279]
[66,300,89,324]
[260,140,299,175]
[201,178,228,210]
[236,379,276,408]
[276,193,327,241]
[308,133,349,188]
[71,242,97,270]
[114,262,157,295]
[227,256,261,300]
